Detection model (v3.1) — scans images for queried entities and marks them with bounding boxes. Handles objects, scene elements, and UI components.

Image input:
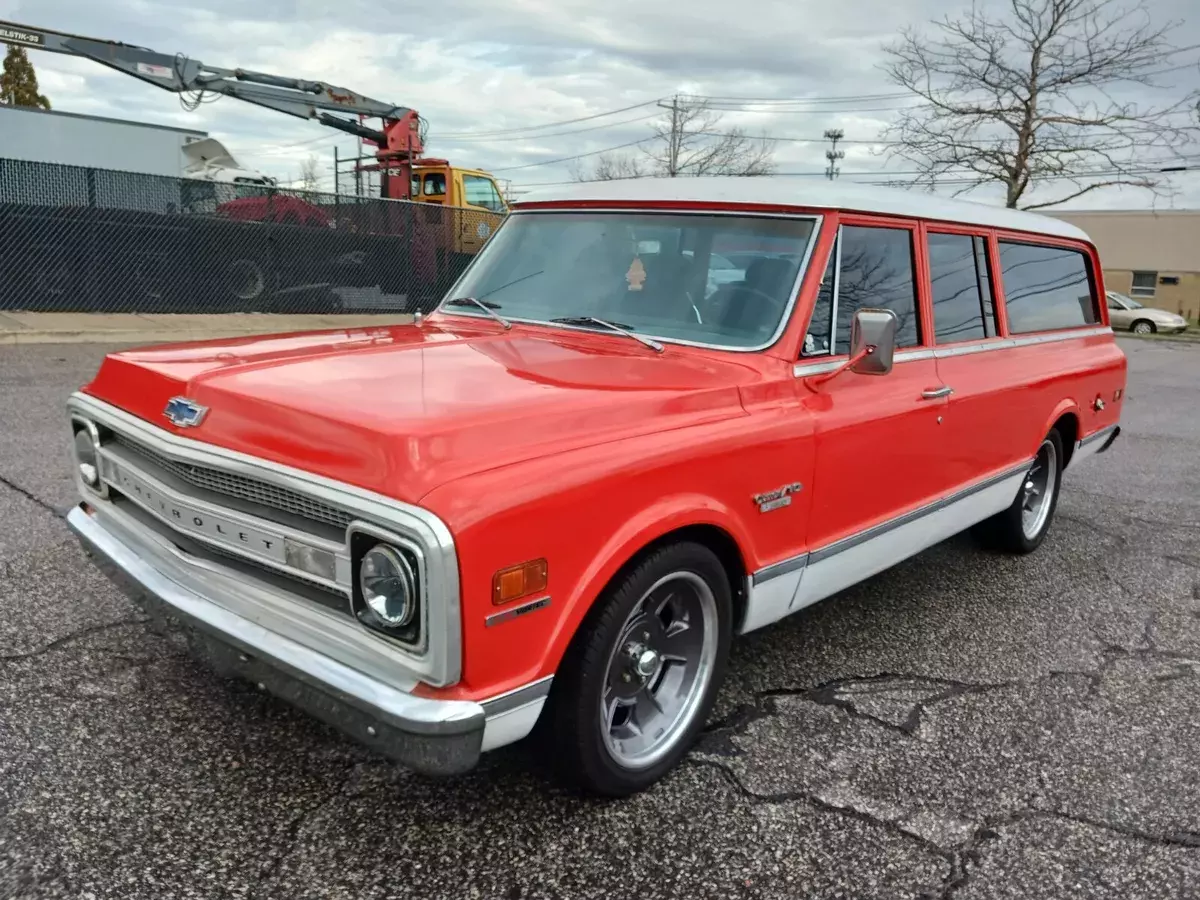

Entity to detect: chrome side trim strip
[792,358,844,377]
[1079,423,1119,449]
[484,595,552,628]
[796,325,1113,376]
[792,468,1027,621]
[742,464,1030,634]
[933,326,1112,359]
[752,552,809,586]
[1070,424,1121,470]
[480,675,554,717]
[894,348,936,362]
[69,391,463,688]
[807,461,1031,565]
[752,460,1032,584]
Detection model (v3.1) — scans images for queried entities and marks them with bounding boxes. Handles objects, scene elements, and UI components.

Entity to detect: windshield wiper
[550,316,664,353]
[445,296,511,329]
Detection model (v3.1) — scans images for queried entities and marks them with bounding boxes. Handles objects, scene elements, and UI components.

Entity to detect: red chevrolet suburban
[66,178,1126,795]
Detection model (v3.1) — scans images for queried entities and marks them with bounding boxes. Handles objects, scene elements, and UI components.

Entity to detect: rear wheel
[544,542,732,796]
[972,430,1064,554]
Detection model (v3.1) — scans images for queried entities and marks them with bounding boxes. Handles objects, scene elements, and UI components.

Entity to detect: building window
[1130,271,1157,297]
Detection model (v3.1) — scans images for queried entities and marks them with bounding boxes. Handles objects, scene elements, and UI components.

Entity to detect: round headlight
[73,428,99,487]
[359,544,417,628]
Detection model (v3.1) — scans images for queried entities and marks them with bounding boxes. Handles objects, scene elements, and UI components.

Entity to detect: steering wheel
[724,286,787,330]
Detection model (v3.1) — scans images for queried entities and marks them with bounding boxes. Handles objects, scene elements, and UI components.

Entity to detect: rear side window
[998,241,1098,334]
[928,232,997,343]
[835,225,921,351]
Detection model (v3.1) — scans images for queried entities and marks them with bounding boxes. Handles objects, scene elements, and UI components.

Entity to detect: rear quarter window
[997,241,1098,334]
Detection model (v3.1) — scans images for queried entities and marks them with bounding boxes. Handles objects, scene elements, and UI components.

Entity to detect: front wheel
[543,542,732,796]
[972,430,1064,554]
[1131,319,1156,334]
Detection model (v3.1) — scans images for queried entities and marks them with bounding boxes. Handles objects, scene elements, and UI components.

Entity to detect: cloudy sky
[4,0,1199,208]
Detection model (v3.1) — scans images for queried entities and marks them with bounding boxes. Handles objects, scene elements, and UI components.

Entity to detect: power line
[437,111,661,143]
[510,157,1200,190]
[435,99,662,138]
[681,91,912,104]
[489,136,652,172]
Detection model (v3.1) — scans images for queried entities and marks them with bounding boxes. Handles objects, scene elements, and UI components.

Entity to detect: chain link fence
[0,157,507,314]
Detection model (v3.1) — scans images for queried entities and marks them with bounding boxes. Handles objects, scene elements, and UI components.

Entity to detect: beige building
[1044,209,1200,319]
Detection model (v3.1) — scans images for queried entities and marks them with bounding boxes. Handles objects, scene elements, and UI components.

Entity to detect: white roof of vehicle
[515,177,1091,242]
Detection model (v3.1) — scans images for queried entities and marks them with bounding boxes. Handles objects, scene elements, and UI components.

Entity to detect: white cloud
[4,0,1199,206]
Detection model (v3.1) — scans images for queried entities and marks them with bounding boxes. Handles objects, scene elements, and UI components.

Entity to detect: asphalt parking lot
[1,337,1198,900]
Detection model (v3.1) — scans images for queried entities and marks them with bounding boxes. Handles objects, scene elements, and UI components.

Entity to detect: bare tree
[568,152,646,182]
[880,0,1200,209]
[297,154,321,192]
[574,97,775,181]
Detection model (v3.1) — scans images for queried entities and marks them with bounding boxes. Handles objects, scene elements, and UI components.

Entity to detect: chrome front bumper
[69,503,496,776]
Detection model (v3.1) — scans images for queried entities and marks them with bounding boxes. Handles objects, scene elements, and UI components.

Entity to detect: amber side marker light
[493,559,548,605]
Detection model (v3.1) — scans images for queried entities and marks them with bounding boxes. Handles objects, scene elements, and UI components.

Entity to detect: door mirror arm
[808,344,877,388]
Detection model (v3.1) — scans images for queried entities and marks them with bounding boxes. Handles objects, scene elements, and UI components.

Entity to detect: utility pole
[824,129,845,181]
[657,94,683,177]
[355,134,363,196]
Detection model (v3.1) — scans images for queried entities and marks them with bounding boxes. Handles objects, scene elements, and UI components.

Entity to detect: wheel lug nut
[622,672,631,683]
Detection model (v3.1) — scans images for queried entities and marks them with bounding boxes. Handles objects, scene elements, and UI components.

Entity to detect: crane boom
[0,20,423,156]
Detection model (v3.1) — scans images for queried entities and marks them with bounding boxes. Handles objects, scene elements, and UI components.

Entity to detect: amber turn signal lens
[492,559,548,605]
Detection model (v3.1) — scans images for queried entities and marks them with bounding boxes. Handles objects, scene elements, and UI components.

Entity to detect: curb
[0,313,416,346]
[1116,333,1200,346]
[0,329,320,346]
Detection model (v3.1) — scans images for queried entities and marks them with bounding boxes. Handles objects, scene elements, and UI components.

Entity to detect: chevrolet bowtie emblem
[163,397,208,428]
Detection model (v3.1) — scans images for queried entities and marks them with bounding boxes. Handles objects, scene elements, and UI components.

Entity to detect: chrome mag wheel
[599,570,719,770]
[1021,438,1058,540]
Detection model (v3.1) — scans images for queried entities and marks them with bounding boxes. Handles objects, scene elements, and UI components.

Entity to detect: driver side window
[802,239,836,356]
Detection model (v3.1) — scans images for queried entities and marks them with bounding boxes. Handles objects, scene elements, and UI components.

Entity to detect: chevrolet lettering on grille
[105,459,287,564]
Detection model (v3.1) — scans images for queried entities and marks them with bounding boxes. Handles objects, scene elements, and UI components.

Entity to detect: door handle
[921,386,954,399]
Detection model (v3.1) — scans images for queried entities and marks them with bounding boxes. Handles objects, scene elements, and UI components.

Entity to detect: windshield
[442,211,817,349]
[1110,292,1144,309]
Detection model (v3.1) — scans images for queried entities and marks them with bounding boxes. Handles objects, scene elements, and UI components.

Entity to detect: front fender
[418,412,813,701]
[540,492,755,670]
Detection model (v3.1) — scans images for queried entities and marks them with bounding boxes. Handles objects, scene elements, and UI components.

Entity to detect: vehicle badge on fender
[164,397,208,428]
[753,482,803,513]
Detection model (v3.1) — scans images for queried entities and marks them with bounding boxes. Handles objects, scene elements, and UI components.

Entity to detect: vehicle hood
[83,321,757,502]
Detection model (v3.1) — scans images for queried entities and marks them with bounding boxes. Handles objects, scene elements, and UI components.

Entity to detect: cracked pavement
[1,338,1198,899]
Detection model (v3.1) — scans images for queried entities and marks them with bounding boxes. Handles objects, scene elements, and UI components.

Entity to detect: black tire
[1131,319,1156,334]
[542,542,732,797]
[972,429,1065,554]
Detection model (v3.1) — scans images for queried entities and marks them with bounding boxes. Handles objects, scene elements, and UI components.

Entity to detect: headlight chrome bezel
[70,416,107,497]
[348,522,427,650]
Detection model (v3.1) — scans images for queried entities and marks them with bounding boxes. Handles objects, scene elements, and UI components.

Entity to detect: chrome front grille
[70,390,460,685]
[112,432,353,530]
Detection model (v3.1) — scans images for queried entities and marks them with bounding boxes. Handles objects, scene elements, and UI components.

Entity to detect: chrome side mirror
[848,308,898,375]
[807,308,899,388]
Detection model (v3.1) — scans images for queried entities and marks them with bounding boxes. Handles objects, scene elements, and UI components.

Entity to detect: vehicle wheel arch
[543,501,753,677]
[1039,401,1081,469]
